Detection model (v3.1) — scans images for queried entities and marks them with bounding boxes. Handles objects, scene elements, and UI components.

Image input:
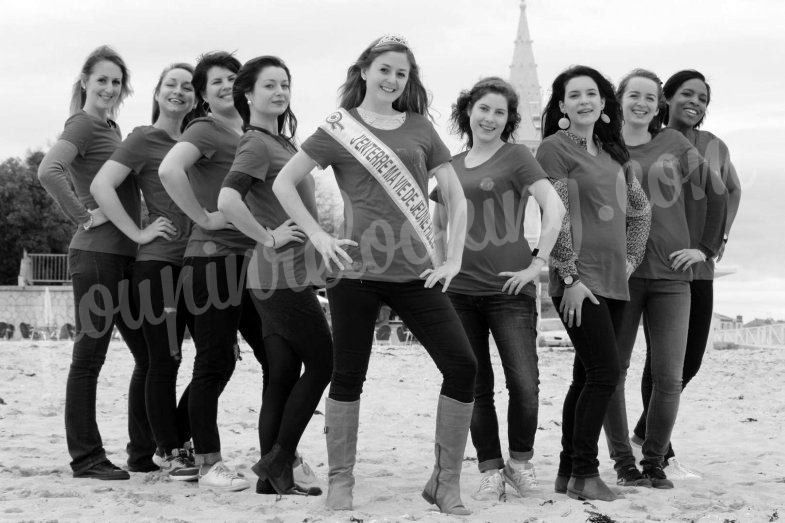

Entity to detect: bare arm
[159,141,228,230]
[274,151,356,270]
[91,160,176,244]
[421,163,466,291]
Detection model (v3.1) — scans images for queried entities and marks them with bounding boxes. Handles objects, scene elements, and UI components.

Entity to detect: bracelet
[82,212,94,231]
[531,248,547,265]
[531,255,548,266]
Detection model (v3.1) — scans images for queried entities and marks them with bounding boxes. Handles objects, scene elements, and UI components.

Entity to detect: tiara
[373,34,409,49]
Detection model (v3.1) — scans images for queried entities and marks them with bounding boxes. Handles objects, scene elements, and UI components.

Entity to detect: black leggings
[326,279,476,403]
[251,288,332,455]
[132,260,194,453]
[633,279,713,458]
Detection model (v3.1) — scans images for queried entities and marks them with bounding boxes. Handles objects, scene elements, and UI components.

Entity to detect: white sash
[320,108,436,266]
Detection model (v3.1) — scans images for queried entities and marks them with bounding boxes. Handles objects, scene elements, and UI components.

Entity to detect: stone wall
[0,286,74,340]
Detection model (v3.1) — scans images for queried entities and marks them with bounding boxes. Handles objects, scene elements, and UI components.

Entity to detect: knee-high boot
[422,395,473,515]
[324,398,360,510]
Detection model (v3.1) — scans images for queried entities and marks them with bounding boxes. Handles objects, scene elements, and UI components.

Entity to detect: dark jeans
[603,278,690,470]
[66,248,154,474]
[327,279,476,403]
[251,287,332,455]
[553,295,623,478]
[633,279,713,460]
[132,260,194,453]
[448,292,539,471]
[183,255,267,466]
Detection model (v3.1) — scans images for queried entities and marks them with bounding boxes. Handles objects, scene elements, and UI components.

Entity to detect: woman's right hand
[264,218,307,249]
[88,207,109,228]
[559,282,599,327]
[138,216,177,245]
[309,230,357,272]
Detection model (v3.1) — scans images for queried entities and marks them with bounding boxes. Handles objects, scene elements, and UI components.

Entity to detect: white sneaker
[153,449,199,482]
[292,453,319,487]
[666,457,702,479]
[503,460,538,496]
[472,469,505,501]
[198,461,250,491]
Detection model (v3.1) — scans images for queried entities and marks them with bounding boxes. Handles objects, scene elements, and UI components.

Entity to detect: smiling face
[621,76,660,129]
[362,51,410,109]
[203,66,237,115]
[667,78,708,129]
[155,67,195,119]
[82,60,123,117]
[559,75,604,134]
[468,92,509,146]
[247,66,290,121]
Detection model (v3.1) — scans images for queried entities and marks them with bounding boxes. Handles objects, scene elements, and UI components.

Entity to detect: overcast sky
[2,0,783,319]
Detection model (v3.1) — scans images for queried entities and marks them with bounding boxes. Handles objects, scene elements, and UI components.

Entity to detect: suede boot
[252,443,296,495]
[324,398,360,510]
[421,395,473,515]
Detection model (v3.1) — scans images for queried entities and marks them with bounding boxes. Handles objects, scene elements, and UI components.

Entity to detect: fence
[22,252,70,285]
[714,324,785,349]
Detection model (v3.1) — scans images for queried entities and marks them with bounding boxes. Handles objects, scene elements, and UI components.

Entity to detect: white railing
[714,324,785,349]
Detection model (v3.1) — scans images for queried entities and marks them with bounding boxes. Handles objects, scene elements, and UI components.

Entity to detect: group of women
[38,35,739,513]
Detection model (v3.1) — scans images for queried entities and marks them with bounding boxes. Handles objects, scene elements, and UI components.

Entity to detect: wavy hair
[542,65,628,165]
[450,77,521,149]
[69,45,132,119]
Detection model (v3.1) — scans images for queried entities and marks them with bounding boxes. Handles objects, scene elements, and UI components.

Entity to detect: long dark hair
[339,35,431,117]
[542,65,628,165]
[451,77,521,149]
[661,69,711,129]
[192,51,241,118]
[616,68,664,136]
[70,45,132,119]
[233,55,298,140]
[151,63,196,131]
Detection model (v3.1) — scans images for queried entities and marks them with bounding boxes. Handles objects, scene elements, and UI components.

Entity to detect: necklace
[357,107,406,130]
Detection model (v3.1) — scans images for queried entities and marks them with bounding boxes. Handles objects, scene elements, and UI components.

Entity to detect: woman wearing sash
[536,65,651,501]
[432,77,565,501]
[217,55,332,495]
[91,63,199,481]
[159,51,267,492]
[602,69,727,488]
[38,46,154,480]
[630,70,742,478]
[274,35,477,515]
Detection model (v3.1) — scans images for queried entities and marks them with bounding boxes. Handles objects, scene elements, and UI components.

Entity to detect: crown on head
[373,34,409,49]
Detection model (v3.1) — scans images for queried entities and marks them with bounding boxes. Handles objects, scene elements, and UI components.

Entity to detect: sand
[1,338,783,522]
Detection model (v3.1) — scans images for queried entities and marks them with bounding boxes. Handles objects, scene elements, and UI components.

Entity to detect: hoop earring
[600,111,611,124]
[558,113,570,130]
[202,101,210,114]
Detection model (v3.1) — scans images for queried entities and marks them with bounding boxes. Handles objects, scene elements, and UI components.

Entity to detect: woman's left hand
[499,266,540,295]
[420,259,460,292]
[669,248,705,272]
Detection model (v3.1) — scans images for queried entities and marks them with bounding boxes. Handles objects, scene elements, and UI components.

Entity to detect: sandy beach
[1,337,783,522]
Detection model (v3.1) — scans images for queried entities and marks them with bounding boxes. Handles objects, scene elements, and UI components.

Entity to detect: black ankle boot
[252,444,296,495]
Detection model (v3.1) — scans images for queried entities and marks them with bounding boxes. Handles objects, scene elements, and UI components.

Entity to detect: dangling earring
[558,113,570,130]
[202,101,210,114]
[600,110,611,124]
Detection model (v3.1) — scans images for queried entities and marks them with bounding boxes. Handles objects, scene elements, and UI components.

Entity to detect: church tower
[509,0,542,155]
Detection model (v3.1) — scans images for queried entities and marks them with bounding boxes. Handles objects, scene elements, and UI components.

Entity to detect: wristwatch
[561,274,578,287]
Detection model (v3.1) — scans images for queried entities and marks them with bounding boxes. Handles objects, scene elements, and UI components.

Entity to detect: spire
[509,0,542,153]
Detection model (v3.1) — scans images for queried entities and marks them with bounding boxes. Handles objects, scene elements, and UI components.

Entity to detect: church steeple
[509,0,542,154]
